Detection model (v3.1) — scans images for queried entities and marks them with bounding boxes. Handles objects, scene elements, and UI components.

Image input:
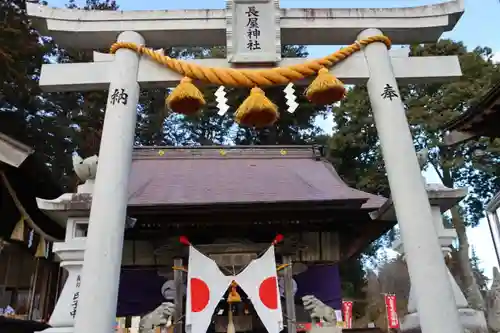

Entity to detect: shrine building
[0,112,64,332]
[37,145,394,331]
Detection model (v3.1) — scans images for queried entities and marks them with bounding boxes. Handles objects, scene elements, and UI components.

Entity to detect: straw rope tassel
[110,35,391,127]
[35,237,46,258]
[11,217,25,241]
[165,77,206,115]
[305,67,345,105]
[234,87,278,128]
[109,36,391,88]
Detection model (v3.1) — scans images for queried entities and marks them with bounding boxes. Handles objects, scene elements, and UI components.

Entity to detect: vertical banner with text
[341,301,353,329]
[384,294,400,329]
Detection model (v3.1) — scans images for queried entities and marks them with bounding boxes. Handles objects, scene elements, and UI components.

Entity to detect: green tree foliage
[2,0,328,191]
[0,0,74,190]
[44,0,122,190]
[328,40,500,221]
[339,257,367,319]
[327,84,389,196]
[448,246,490,299]
[470,247,490,297]
[326,40,500,309]
[0,0,43,111]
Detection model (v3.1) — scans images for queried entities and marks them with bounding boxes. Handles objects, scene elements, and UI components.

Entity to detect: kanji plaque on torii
[226,0,281,63]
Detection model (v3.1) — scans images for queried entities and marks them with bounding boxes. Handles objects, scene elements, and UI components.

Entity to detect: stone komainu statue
[72,153,98,182]
[302,295,337,325]
[139,302,175,333]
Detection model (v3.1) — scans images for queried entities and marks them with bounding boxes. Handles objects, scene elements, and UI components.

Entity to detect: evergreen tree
[326,39,500,310]
[339,257,367,320]
[0,0,74,190]
[44,0,122,190]
[0,0,48,114]
[3,0,328,187]
[470,246,489,298]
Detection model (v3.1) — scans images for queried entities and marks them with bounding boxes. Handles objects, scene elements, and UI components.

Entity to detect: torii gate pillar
[359,28,463,333]
[73,30,144,333]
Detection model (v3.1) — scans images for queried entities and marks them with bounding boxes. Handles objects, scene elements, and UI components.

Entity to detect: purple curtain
[294,265,342,309]
[117,269,165,317]
[116,264,342,316]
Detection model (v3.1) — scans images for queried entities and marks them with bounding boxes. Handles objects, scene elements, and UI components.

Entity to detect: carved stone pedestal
[35,175,95,333]
[36,177,136,333]
[36,192,90,333]
[401,267,487,333]
[390,184,488,333]
[44,240,85,333]
[401,308,486,333]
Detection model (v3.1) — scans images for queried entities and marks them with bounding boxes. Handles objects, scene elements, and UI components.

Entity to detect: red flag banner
[342,301,353,328]
[384,294,400,329]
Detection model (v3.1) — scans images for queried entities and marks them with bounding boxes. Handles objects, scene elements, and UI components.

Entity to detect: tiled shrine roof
[128,145,386,209]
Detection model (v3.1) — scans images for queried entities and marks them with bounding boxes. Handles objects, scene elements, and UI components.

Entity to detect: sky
[47,0,500,278]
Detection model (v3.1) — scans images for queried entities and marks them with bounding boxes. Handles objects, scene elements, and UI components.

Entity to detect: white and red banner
[235,245,283,333]
[184,236,283,333]
[342,301,353,328]
[185,245,232,333]
[384,294,400,329]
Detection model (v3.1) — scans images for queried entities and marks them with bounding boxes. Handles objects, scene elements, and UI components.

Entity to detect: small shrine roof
[443,81,500,145]
[128,146,386,210]
[0,112,65,242]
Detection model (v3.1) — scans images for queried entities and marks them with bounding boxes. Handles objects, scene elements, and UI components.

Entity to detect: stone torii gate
[27,1,465,333]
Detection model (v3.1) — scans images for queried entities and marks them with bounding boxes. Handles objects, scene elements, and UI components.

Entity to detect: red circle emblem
[190,278,210,312]
[258,276,278,309]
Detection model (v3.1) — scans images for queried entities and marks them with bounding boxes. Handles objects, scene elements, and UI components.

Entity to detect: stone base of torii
[35,175,136,333]
[375,183,488,333]
[27,1,467,333]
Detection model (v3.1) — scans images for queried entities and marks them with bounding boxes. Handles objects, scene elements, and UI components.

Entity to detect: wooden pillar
[173,257,184,333]
[42,261,61,320]
[282,255,296,333]
[28,258,41,319]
